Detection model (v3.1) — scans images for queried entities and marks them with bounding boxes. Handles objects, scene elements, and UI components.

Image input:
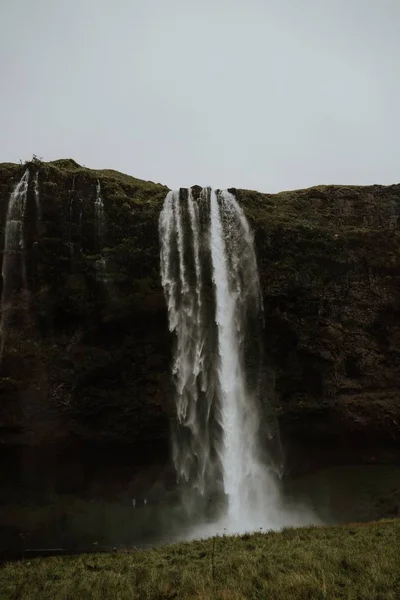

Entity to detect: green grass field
[1,519,399,599]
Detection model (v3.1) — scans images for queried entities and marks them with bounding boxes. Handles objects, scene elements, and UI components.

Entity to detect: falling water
[94,180,107,282]
[67,176,77,261]
[160,190,216,496]
[94,180,105,246]
[160,187,293,533]
[33,171,41,223]
[0,170,29,363]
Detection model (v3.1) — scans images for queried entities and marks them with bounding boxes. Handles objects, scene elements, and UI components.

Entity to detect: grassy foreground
[1,520,399,600]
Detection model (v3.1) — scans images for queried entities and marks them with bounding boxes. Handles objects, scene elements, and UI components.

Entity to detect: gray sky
[1,0,399,192]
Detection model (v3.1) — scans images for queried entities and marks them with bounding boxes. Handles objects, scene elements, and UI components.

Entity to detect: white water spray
[95,180,105,246]
[0,170,29,363]
[160,190,215,495]
[160,187,315,534]
[34,171,41,223]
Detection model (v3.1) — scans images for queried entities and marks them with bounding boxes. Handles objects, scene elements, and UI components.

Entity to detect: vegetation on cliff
[1,520,399,599]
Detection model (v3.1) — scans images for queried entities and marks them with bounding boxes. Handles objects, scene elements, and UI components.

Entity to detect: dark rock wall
[236,185,400,470]
[0,160,399,476]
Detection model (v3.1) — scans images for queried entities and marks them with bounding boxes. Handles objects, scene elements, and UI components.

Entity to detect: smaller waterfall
[0,170,30,364]
[94,181,107,282]
[95,180,105,246]
[79,203,83,250]
[3,170,29,268]
[34,172,41,223]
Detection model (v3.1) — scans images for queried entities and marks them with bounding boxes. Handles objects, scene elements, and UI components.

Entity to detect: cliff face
[237,185,400,470]
[0,159,399,474]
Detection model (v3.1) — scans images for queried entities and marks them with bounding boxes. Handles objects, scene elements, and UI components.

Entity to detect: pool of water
[282,465,400,524]
[0,465,398,556]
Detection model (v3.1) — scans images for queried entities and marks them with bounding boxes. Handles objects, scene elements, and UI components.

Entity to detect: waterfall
[0,169,29,363]
[159,187,287,533]
[94,180,105,246]
[94,180,107,282]
[68,196,74,259]
[34,171,41,223]
[160,189,219,497]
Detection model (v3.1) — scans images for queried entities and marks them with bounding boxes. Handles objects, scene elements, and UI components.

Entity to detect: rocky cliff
[0,158,399,478]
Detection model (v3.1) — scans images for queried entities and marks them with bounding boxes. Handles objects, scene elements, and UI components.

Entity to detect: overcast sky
[1,0,399,192]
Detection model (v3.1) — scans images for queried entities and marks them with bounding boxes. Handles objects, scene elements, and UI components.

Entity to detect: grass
[0,520,399,599]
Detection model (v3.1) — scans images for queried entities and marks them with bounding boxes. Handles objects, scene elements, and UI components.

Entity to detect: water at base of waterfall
[159,187,316,535]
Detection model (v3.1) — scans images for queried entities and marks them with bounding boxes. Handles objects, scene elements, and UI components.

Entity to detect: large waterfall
[0,169,29,363]
[160,187,286,533]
